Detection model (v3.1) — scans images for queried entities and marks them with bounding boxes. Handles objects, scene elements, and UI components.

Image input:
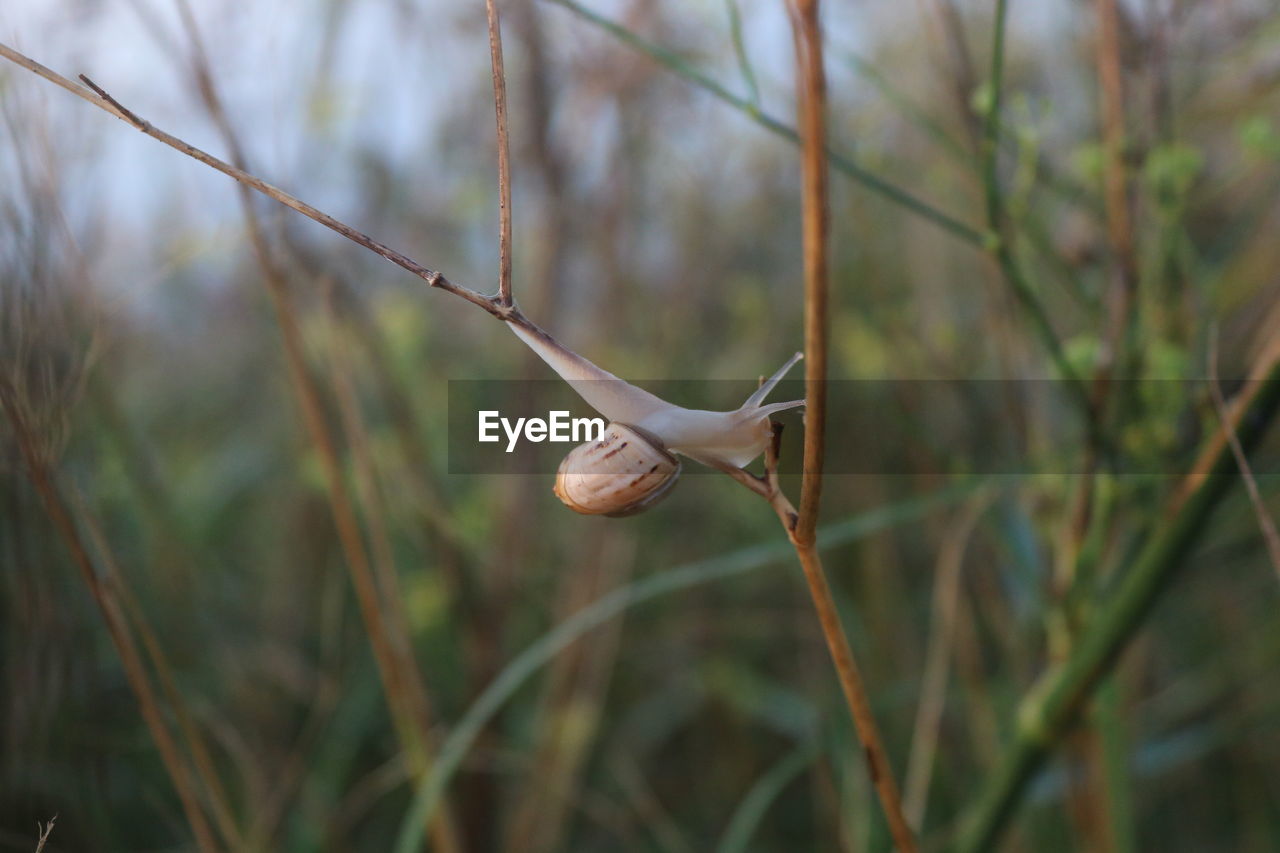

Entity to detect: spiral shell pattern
[553,423,681,516]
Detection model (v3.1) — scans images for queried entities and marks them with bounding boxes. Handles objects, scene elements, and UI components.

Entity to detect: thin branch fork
[0,40,798,492]
[705,422,800,530]
[0,43,502,309]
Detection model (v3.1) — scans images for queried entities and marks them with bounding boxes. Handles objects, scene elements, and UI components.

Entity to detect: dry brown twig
[0,44,501,313]
[903,493,992,830]
[1208,327,1280,581]
[486,0,514,307]
[34,815,57,853]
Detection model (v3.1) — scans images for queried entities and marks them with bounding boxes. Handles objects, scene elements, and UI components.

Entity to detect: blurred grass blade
[977,0,1086,398]
[717,742,818,853]
[723,0,760,109]
[543,0,983,246]
[393,481,981,853]
[1,381,222,853]
[842,51,973,168]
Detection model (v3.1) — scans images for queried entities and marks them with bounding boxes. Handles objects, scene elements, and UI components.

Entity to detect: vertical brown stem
[486,0,514,307]
[789,2,916,850]
[792,0,827,546]
[903,496,989,828]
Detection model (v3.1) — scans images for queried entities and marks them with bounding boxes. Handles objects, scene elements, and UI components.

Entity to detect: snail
[506,320,805,516]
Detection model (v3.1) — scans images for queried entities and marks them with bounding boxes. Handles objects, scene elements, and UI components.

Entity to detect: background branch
[1,378,222,853]
[1208,329,1280,581]
[955,353,1280,852]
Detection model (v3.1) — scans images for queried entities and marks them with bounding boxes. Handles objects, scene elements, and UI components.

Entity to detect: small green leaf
[1144,142,1204,208]
[1240,115,1280,160]
[1070,142,1105,182]
[970,81,995,118]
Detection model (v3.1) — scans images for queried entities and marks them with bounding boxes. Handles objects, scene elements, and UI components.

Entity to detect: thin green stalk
[543,0,983,246]
[717,743,819,853]
[981,0,1009,236]
[843,52,973,168]
[393,484,980,853]
[1097,678,1138,853]
[955,364,1280,853]
[979,0,1087,401]
[723,0,760,109]
[551,0,1088,410]
[841,48,1101,217]
[840,48,1101,325]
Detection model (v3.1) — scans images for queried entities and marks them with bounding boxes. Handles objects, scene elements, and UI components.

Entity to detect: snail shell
[554,423,681,517]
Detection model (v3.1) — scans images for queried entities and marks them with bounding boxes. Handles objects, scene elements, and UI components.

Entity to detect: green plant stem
[980,0,1009,241]
[979,0,1087,403]
[1097,678,1138,853]
[723,0,760,108]
[543,0,982,246]
[841,48,1101,219]
[955,364,1280,853]
[843,51,973,167]
[551,0,1086,411]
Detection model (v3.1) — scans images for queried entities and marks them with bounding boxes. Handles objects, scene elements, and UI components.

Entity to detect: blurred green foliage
[4,1,1280,851]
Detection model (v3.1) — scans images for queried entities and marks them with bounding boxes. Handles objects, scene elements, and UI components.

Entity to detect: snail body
[507,321,804,515]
